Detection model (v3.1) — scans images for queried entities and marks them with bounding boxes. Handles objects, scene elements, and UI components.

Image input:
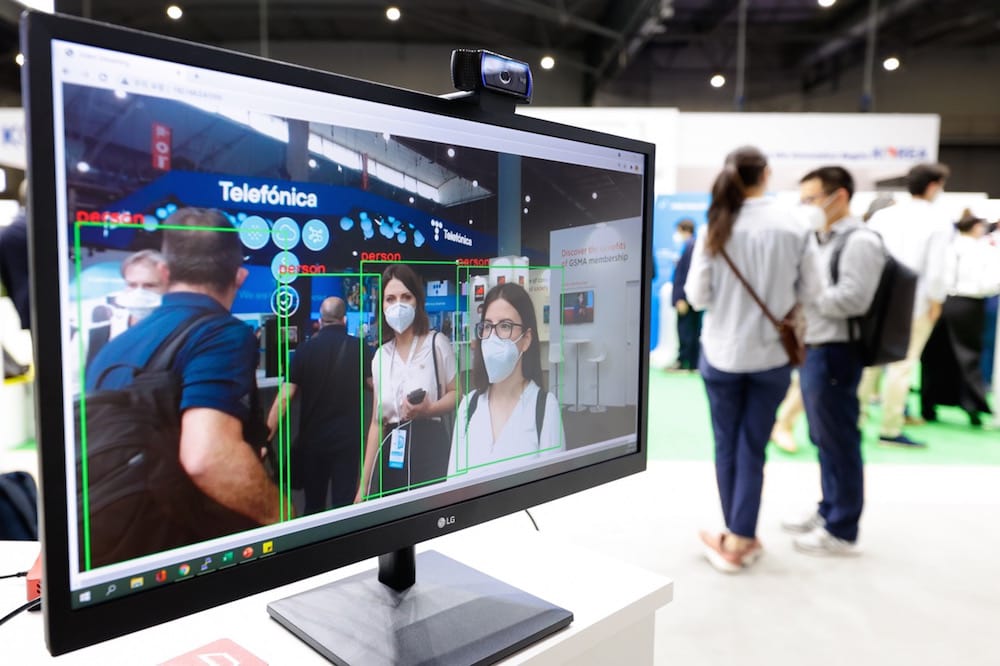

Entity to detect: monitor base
[267,549,573,666]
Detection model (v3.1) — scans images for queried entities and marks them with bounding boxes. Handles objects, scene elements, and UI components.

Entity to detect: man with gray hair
[268,296,372,514]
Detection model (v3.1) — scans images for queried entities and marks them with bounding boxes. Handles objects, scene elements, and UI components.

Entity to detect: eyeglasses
[475,320,526,340]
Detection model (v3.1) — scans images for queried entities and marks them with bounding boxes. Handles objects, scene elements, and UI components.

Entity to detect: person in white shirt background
[449,282,564,478]
[684,145,821,573]
[859,162,954,448]
[356,263,457,501]
[920,211,1000,426]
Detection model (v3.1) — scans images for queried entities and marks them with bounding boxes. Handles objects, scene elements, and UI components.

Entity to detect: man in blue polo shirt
[86,208,281,551]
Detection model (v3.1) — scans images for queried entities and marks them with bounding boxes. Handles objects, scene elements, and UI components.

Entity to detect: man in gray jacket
[784,166,884,556]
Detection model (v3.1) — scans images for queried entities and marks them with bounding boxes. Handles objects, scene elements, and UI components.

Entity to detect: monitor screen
[562,290,595,325]
[22,11,653,656]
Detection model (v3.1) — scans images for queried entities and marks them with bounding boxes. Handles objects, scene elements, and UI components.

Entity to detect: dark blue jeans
[677,309,703,370]
[799,343,864,542]
[700,356,791,539]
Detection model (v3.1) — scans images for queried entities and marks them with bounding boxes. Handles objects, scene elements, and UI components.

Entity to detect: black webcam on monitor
[450,49,533,103]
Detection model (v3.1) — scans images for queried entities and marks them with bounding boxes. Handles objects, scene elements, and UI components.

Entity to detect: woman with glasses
[355,264,456,501]
[448,283,565,477]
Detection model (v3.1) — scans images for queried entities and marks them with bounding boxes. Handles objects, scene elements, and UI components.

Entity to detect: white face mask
[796,202,827,231]
[672,232,687,246]
[481,332,524,384]
[384,302,415,334]
[111,288,162,322]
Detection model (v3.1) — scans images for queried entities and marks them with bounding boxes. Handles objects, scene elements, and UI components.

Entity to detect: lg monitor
[22,10,654,660]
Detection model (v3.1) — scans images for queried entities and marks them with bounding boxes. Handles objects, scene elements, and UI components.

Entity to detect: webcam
[451,49,532,103]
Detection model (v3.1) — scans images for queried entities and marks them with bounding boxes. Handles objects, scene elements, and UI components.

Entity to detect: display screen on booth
[23,11,653,654]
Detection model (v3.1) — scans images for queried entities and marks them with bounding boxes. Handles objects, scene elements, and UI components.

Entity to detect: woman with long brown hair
[684,146,820,573]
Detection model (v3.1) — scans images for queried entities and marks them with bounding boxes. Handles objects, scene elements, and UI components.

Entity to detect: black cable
[0,572,28,580]
[524,509,540,531]
[0,598,41,626]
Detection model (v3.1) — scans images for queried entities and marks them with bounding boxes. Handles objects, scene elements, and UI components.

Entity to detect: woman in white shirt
[920,212,1000,426]
[684,145,819,573]
[449,283,564,478]
[356,264,457,500]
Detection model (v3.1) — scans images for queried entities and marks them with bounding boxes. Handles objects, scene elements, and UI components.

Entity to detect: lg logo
[437,516,456,529]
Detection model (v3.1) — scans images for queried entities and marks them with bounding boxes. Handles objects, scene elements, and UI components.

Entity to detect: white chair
[586,341,607,413]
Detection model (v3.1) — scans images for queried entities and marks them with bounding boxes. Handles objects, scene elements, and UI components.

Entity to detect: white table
[0,515,672,664]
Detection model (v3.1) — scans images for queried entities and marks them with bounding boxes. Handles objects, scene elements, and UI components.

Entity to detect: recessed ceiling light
[386,6,401,22]
[710,74,726,88]
[818,0,836,7]
[468,219,474,225]
[76,161,91,173]
[472,179,479,188]
[523,207,529,214]
[15,53,24,66]
[447,147,456,158]
[540,55,555,70]
[166,5,183,20]
[882,56,900,71]
[408,196,415,204]
[114,90,127,100]
[591,192,598,200]
[308,158,318,168]
[524,195,531,203]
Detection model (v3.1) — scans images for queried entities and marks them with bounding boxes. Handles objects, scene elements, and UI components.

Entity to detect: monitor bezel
[21,10,655,655]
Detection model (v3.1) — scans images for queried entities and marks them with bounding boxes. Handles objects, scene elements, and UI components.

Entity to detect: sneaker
[793,527,861,557]
[878,433,927,448]
[903,415,926,427]
[698,531,763,574]
[770,425,798,454]
[781,510,824,534]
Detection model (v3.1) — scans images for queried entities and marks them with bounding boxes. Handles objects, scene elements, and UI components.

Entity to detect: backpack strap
[465,389,481,433]
[534,387,546,442]
[92,311,221,390]
[430,331,443,401]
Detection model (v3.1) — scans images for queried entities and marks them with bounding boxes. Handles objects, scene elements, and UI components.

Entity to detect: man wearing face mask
[782,166,884,556]
[116,249,168,325]
[670,218,701,372]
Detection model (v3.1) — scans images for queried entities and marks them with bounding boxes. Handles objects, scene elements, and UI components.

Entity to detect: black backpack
[830,228,918,367]
[76,312,258,569]
[0,471,38,540]
[465,387,547,441]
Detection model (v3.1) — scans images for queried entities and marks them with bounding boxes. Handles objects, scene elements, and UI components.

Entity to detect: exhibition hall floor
[2,369,997,665]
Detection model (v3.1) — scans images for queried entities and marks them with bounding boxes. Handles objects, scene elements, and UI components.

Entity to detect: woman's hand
[400,395,430,420]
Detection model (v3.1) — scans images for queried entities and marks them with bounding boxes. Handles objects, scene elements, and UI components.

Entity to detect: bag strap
[92,311,220,389]
[430,330,443,401]
[719,248,781,328]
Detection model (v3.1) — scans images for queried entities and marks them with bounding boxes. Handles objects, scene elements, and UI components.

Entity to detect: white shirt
[371,331,456,424]
[448,381,565,476]
[945,235,1000,298]
[684,197,822,373]
[867,198,954,317]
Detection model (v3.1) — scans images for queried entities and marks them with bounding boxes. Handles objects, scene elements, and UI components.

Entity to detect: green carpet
[648,368,1000,465]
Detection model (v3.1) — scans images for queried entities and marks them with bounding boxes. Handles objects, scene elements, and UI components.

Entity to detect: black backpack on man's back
[830,228,918,367]
[76,312,258,569]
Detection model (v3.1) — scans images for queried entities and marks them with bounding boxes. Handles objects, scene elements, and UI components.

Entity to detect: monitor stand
[267,547,573,665]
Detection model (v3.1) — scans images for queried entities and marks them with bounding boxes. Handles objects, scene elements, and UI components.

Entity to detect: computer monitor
[22,10,654,659]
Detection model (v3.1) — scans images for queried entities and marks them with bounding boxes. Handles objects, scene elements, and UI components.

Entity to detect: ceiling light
[818,0,836,7]
[468,219,474,225]
[523,207,529,214]
[472,179,479,188]
[524,195,531,203]
[386,6,401,22]
[882,56,900,71]
[447,147,456,158]
[114,90,127,100]
[166,5,183,20]
[76,161,91,173]
[408,196,415,204]
[308,158,318,168]
[591,192,598,200]
[710,74,726,88]
[15,53,24,66]
[540,55,555,70]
